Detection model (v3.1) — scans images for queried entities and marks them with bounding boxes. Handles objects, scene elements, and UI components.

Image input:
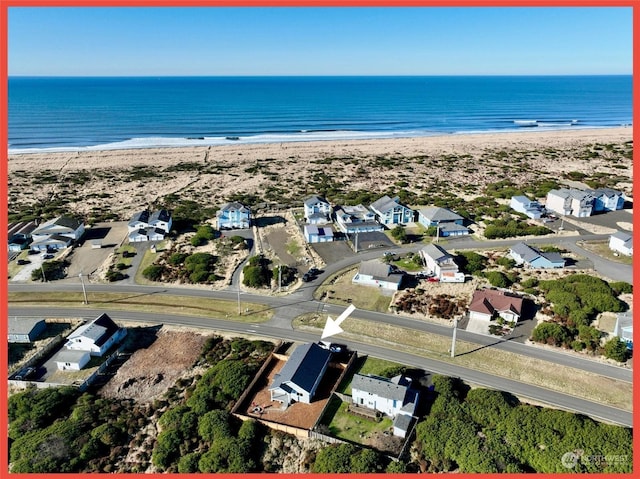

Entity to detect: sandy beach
[8,127,633,221]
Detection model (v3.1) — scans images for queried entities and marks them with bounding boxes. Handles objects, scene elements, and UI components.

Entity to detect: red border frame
[1,1,637,478]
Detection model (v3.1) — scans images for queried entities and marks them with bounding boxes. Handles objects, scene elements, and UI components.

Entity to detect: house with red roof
[468,289,524,323]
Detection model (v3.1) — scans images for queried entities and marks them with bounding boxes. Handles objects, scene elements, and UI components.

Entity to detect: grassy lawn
[393,256,423,272]
[579,240,633,265]
[134,248,162,284]
[320,397,393,443]
[314,267,392,312]
[115,245,138,267]
[8,292,273,323]
[292,313,632,411]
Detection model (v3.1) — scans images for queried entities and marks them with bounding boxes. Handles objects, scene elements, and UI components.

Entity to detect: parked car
[427,277,440,282]
[16,259,31,265]
[328,343,348,354]
[42,254,54,260]
[15,367,36,381]
[301,273,312,282]
[27,249,39,255]
[308,267,322,276]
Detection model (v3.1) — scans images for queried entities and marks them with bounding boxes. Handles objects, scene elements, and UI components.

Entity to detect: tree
[350,448,384,472]
[313,444,358,473]
[603,338,630,362]
[198,410,232,443]
[484,271,512,288]
[457,251,488,275]
[531,322,572,347]
[391,225,408,243]
[142,264,166,281]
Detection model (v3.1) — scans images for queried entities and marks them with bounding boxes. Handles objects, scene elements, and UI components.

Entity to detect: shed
[8,318,46,343]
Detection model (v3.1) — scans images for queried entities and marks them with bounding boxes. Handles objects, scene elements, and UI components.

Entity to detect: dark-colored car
[15,367,36,381]
[16,259,31,265]
[302,273,312,282]
[42,254,54,260]
[27,249,39,255]
[308,267,322,276]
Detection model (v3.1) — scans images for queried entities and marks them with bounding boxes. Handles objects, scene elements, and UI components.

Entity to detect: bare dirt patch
[99,326,208,403]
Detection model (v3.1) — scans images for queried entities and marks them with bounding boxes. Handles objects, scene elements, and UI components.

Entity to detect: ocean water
[8,75,632,153]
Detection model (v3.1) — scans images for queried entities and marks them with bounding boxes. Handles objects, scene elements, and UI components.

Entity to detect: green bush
[484,271,512,288]
[603,338,630,362]
[456,251,488,275]
[142,264,166,281]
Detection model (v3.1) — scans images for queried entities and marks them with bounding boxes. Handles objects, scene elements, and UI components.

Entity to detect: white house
[53,349,91,371]
[217,202,251,229]
[128,210,150,233]
[64,313,127,357]
[304,224,334,243]
[269,342,332,405]
[369,195,414,226]
[609,231,633,256]
[510,195,545,219]
[614,311,633,350]
[419,244,464,281]
[545,189,594,218]
[30,216,85,251]
[468,289,524,323]
[334,205,383,234]
[352,260,404,290]
[149,209,173,233]
[351,374,419,438]
[303,195,331,224]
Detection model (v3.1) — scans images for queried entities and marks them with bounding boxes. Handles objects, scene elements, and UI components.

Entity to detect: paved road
[7,305,632,427]
[9,282,632,383]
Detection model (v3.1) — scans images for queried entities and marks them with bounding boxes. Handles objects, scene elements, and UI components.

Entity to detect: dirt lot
[98,326,209,403]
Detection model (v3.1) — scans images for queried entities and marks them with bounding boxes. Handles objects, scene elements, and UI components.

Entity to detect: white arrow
[321,304,356,339]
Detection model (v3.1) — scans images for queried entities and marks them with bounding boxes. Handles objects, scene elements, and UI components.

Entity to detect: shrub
[391,225,408,243]
[603,338,630,362]
[142,265,166,281]
[485,271,512,288]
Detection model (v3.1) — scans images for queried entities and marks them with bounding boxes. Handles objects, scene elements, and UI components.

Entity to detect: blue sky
[8,7,632,76]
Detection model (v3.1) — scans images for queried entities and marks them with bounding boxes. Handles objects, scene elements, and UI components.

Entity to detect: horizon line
[8,73,633,78]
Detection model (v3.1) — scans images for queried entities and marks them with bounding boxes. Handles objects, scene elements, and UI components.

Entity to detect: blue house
[592,188,624,213]
[216,202,251,229]
[369,196,414,226]
[304,224,334,243]
[510,195,544,219]
[509,242,565,269]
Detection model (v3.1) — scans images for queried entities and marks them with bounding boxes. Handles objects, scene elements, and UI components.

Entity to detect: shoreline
[7,124,633,157]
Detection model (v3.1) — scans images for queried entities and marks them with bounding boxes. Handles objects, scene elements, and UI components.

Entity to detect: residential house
[304,224,334,243]
[369,195,414,226]
[7,221,36,252]
[64,313,127,357]
[334,204,383,234]
[614,311,633,350]
[419,244,464,281]
[352,259,404,290]
[30,216,85,251]
[510,195,545,219]
[269,342,332,405]
[128,209,172,242]
[609,231,633,256]
[592,188,624,212]
[8,318,46,343]
[417,206,469,237]
[509,242,565,269]
[545,189,594,218]
[53,349,91,371]
[217,202,251,229]
[303,195,332,224]
[468,289,524,323]
[149,209,173,233]
[351,373,419,438]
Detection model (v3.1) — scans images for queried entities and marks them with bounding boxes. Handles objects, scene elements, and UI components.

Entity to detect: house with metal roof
[217,202,251,229]
[609,231,633,256]
[7,221,36,252]
[64,313,127,357]
[269,342,332,405]
[128,209,172,242]
[53,349,91,371]
[149,209,173,233]
[30,216,85,251]
[352,259,404,290]
[8,317,46,343]
[592,188,624,212]
[417,206,470,237]
[545,188,594,217]
[509,242,565,269]
[369,195,414,226]
[351,373,419,438]
[468,289,524,322]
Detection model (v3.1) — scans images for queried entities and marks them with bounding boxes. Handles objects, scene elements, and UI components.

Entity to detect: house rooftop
[8,318,45,336]
[270,342,331,394]
[150,209,171,223]
[304,195,329,207]
[68,313,120,347]
[370,195,404,213]
[420,244,453,263]
[418,206,463,222]
[469,289,524,316]
[511,242,564,265]
[351,373,410,402]
[129,210,150,224]
[35,216,83,232]
[219,202,250,212]
[611,231,632,243]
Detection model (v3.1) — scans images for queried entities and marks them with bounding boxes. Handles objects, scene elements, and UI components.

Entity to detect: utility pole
[278,265,282,293]
[237,281,241,316]
[354,231,358,253]
[450,316,458,358]
[78,272,88,304]
[40,263,46,283]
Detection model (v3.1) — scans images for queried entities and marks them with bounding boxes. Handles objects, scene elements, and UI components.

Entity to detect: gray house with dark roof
[269,342,332,405]
[303,195,331,224]
[64,313,127,357]
[30,216,85,251]
[352,259,404,290]
[8,318,46,343]
[351,374,419,438]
